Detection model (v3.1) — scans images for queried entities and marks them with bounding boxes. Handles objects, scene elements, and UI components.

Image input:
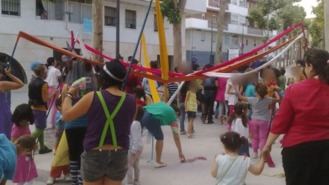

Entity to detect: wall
[0,0,176,78]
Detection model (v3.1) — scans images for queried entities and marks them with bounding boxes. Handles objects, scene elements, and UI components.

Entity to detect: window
[1,0,20,16]
[125,9,136,29]
[105,6,117,26]
[208,0,219,8]
[231,14,239,24]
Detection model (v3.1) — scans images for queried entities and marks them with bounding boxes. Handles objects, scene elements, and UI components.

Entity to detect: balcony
[185,0,207,14]
[186,16,266,37]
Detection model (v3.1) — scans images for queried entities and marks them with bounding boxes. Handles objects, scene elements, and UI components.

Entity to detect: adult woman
[141,102,185,167]
[0,68,24,138]
[263,49,329,185]
[45,57,62,128]
[62,60,136,185]
[29,62,52,154]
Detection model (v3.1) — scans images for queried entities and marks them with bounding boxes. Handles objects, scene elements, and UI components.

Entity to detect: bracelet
[65,93,73,99]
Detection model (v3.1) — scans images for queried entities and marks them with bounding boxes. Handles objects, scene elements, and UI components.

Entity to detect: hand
[262,144,272,158]
[68,86,79,95]
[4,68,11,75]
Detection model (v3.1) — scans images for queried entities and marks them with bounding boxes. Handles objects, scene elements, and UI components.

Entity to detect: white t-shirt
[46,66,61,87]
[231,118,249,139]
[215,155,251,185]
[129,121,143,153]
[225,79,238,106]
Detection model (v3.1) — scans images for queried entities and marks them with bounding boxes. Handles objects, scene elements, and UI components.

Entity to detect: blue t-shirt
[244,84,256,97]
[0,134,16,181]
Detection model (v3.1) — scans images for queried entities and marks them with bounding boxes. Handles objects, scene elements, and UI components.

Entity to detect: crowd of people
[0,48,328,185]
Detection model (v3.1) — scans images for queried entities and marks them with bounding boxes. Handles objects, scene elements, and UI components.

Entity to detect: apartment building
[0,0,206,78]
[185,0,268,65]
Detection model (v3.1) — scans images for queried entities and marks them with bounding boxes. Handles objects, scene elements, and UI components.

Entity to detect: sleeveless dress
[11,124,38,183]
[0,91,12,138]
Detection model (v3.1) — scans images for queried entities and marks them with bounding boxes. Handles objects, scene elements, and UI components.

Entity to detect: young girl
[237,83,277,167]
[0,134,37,185]
[228,103,249,156]
[29,62,52,154]
[11,104,38,185]
[185,82,198,138]
[211,132,266,185]
[127,106,144,185]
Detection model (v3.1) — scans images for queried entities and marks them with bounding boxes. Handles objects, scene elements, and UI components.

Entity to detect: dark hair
[280,68,286,76]
[150,61,158,69]
[12,104,34,126]
[220,132,243,152]
[131,59,139,65]
[134,106,144,122]
[15,135,37,153]
[134,87,146,100]
[99,60,126,89]
[33,64,46,77]
[255,83,268,98]
[228,103,248,127]
[304,48,329,84]
[46,57,55,67]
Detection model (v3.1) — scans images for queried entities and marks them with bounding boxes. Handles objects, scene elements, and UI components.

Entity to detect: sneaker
[180,131,186,135]
[153,161,167,168]
[63,175,72,182]
[46,178,55,185]
[39,146,52,154]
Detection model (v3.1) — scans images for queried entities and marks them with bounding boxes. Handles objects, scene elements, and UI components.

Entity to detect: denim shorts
[141,112,164,140]
[81,150,128,182]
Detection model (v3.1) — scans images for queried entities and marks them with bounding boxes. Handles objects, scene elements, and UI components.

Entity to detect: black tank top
[28,77,46,107]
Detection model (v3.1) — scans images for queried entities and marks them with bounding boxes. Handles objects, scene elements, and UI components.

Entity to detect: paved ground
[8,90,286,185]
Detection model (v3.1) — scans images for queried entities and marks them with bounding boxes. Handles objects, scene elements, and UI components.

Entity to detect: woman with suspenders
[62,60,136,185]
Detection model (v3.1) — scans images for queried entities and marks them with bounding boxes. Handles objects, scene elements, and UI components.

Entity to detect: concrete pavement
[8,91,286,185]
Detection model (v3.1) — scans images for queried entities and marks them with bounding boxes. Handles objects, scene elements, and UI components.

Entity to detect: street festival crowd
[0,48,329,185]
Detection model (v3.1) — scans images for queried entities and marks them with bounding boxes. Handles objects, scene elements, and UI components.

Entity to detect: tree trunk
[172,0,187,68]
[173,22,183,67]
[92,0,103,62]
[215,0,228,63]
[325,0,329,51]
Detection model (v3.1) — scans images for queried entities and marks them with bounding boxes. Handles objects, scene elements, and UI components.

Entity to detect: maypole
[116,0,121,59]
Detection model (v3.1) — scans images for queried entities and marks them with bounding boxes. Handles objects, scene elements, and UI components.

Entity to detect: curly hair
[12,104,34,126]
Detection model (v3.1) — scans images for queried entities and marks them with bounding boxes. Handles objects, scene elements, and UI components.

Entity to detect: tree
[308,0,324,48]
[161,0,187,67]
[324,0,329,50]
[92,0,104,62]
[215,0,229,63]
[247,0,305,31]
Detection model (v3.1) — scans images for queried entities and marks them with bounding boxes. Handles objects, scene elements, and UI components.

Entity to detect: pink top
[11,124,31,141]
[215,78,228,102]
[271,79,329,148]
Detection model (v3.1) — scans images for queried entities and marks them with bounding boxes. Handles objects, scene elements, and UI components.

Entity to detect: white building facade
[185,0,267,65]
[0,0,206,78]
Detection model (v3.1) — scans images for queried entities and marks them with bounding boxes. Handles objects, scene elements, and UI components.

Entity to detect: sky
[295,0,319,18]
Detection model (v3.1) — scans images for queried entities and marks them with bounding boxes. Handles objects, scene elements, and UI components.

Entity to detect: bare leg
[155,140,164,164]
[84,178,104,185]
[187,118,193,138]
[104,178,123,185]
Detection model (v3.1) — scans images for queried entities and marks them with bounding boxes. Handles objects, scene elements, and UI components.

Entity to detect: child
[11,104,38,185]
[237,83,277,167]
[185,82,198,138]
[127,106,144,185]
[0,134,37,185]
[211,132,266,185]
[228,103,249,156]
[29,62,52,154]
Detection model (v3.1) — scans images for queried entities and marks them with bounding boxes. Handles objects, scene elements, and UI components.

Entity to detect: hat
[30,61,43,71]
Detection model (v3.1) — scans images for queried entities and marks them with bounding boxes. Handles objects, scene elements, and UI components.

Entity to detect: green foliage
[161,0,182,24]
[308,0,324,48]
[248,0,305,30]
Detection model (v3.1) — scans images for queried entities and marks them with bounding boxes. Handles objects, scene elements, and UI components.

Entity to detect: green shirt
[144,102,177,126]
